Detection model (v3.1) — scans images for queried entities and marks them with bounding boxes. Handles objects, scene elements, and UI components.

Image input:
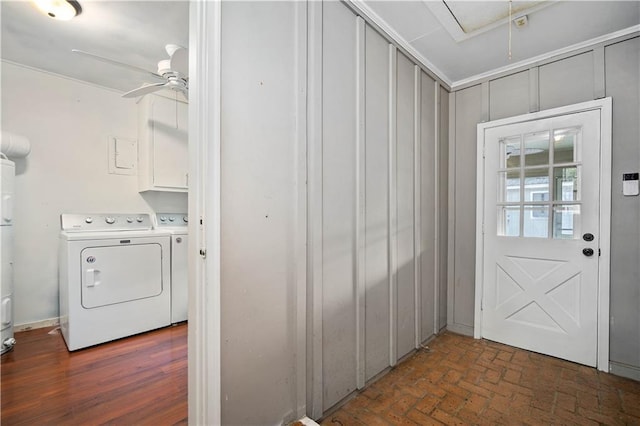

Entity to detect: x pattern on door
[495,255,582,336]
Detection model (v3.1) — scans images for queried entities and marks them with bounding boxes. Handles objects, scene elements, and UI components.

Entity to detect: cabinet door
[151,96,188,189]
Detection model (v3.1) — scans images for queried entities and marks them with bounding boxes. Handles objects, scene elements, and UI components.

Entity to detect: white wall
[219,2,304,424]
[1,62,186,326]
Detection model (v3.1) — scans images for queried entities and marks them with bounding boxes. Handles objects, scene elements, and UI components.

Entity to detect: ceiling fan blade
[168,46,189,76]
[165,44,184,57]
[122,82,167,98]
[72,49,164,81]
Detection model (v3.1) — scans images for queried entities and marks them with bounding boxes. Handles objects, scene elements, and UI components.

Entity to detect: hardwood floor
[1,324,187,425]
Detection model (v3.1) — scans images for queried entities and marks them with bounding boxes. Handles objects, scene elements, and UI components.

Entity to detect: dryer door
[81,243,163,309]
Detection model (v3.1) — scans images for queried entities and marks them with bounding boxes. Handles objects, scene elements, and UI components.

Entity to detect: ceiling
[441,1,546,34]
[360,1,640,86]
[1,1,189,94]
[1,1,638,93]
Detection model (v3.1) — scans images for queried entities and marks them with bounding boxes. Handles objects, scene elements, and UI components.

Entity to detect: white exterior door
[476,100,611,368]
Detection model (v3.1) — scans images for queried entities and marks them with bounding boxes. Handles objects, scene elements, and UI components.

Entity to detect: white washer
[154,213,188,324]
[59,213,171,351]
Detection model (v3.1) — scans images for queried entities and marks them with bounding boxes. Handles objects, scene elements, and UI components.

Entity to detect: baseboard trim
[15,317,60,332]
[446,323,474,337]
[609,361,640,381]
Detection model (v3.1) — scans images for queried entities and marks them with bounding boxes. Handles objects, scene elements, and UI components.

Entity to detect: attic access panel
[424,0,553,42]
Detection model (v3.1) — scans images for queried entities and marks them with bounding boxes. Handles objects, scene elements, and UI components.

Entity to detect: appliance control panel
[155,213,188,228]
[61,213,153,232]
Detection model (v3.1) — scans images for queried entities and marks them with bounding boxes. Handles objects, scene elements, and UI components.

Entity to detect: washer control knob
[136,216,144,223]
[159,216,167,222]
[105,217,116,224]
[126,217,133,223]
[85,217,93,224]
[183,216,188,223]
[168,216,175,222]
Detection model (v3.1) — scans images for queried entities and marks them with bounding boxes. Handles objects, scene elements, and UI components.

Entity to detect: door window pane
[494,125,585,240]
[524,205,549,238]
[553,127,579,164]
[498,170,521,202]
[554,166,580,201]
[500,136,521,168]
[498,206,520,237]
[553,205,581,239]
[524,168,549,201]
[524,131,550,166]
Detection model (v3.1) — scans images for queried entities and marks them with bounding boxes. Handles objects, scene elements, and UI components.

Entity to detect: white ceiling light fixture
[33,0,82,21]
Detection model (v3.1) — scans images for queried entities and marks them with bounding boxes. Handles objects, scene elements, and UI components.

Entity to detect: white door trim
[474,98,612,372]
[188,1,222,424]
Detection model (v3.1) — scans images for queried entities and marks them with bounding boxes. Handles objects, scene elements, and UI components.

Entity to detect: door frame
[188,1,222,424]
[474,98,612,372]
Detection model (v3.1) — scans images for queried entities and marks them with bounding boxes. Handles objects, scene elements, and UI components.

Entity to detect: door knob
[582,248,594,257]
[583,233,594,242]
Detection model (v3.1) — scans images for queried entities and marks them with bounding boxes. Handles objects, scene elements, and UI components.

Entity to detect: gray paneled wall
[449,35,640,381]
[310,0,449,417]
[420,73,436,341]
[364,23,391,383]
[605,37,640,379]
[438,86,449,331]
[539,52,595,110]
[396,52,417,360]
[488,70,529,120]
[448,85,482,335]
[321,0,358,410]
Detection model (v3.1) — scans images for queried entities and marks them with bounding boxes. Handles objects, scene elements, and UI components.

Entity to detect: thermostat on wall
[622,173,639,196]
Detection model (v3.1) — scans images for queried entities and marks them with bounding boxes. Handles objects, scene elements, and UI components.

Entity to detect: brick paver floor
[320,332,640,425]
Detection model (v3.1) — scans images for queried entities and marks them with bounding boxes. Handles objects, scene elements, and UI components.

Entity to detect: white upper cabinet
[138,94,188,192]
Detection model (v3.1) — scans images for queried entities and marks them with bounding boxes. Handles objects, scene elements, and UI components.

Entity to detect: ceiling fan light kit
[33,0,82,21]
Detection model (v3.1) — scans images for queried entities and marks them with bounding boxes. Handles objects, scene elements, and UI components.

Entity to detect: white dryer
[154,213,188,324]
[59,213,171,351]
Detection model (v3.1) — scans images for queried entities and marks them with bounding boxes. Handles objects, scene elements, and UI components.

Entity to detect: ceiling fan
[72,44,188,100]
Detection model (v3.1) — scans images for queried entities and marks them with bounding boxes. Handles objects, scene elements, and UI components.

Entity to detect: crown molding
[347,0,453,89]
[451,24,640,90]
